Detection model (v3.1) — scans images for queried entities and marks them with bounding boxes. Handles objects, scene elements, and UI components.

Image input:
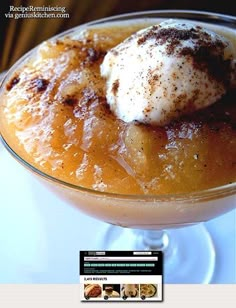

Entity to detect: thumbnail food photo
[140,284,157,298]
[84,284,102,298]
[121,284,139,298]
[102,284,120,297]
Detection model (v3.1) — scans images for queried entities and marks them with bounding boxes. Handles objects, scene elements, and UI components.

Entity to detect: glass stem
[141,230,169,251]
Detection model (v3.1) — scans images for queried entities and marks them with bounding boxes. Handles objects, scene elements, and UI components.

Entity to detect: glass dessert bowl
[0,10,235,283]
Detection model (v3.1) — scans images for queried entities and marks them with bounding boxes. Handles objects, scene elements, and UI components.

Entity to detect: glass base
[100,223,215,284]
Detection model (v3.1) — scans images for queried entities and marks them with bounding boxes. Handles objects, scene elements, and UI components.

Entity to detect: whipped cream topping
[101,20,236,126]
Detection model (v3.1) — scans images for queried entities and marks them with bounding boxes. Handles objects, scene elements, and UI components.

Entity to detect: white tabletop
[0,140,235,284]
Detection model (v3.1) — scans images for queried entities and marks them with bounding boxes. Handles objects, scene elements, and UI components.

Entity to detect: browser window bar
[84,257,158,261]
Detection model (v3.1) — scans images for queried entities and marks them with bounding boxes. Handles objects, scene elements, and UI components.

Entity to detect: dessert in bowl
[0,11,235,283]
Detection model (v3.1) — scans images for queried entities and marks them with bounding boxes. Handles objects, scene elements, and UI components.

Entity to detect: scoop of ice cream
[101,20,236,126]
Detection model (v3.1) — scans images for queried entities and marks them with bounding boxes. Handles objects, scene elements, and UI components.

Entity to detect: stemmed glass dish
[0,10,235,283]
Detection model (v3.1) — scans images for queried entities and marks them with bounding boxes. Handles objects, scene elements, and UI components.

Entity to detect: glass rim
[1,9,236,202]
